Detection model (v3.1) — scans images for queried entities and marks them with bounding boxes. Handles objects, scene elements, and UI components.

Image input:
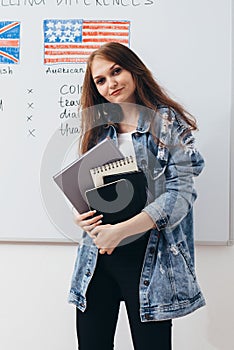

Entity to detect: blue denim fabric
[68,106,206,321]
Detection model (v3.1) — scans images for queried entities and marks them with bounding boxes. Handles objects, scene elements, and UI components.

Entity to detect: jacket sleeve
[142,114,205,231]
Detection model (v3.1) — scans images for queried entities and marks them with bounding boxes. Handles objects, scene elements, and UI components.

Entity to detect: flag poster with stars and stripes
[43,19,130,65]
[0,21,20,64]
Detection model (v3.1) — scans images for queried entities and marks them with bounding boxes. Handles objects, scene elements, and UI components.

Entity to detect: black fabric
[76,233,172,350]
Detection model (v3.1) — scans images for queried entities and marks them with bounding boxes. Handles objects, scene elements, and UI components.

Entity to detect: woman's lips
[111,88,123,96]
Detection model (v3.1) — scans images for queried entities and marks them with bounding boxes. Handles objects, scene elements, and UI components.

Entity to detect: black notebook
[85,171,148,225]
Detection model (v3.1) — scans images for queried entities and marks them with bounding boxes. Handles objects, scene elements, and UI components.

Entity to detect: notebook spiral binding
[91,156,136,175]
[90,155,139,187]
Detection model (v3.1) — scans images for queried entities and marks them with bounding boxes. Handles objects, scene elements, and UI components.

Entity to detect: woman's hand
[92,212,156,255]
[74,210,121,254]
[90,224,125,255]
[74,210,156,255]
[74,210,103,238]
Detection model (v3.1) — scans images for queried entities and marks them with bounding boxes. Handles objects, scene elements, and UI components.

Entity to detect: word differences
[0,0,155,7]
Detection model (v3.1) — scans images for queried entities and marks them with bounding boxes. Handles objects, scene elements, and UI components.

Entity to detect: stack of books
[53,138,147,224]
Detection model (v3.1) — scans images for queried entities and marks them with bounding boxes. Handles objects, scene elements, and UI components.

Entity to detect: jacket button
[85,271,91,277]
[144,280,150,286]
[145,314,151,320]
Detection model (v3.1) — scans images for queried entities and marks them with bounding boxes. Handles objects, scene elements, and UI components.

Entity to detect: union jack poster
[44,19,130,65]
[0,21,20,64]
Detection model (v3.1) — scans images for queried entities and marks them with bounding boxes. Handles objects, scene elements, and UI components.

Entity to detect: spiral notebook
[90,155,138,187]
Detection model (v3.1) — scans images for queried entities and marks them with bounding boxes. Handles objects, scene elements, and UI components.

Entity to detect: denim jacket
[68,106,206,321]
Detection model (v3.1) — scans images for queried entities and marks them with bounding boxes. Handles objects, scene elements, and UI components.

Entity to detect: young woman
[68,42,206,349]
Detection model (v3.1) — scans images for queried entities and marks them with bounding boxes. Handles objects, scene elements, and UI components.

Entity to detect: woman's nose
[109,78,118,89]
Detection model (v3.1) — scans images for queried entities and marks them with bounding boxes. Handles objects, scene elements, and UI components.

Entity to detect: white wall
[0,243,233,350]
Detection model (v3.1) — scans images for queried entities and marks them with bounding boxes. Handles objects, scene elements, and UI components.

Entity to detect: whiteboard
[0,0,232,244]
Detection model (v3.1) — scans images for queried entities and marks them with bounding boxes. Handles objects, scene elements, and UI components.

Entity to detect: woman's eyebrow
[93,64,117,80]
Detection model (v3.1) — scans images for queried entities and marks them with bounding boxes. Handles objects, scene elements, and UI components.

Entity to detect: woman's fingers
[82,214,103,227]
[99,248,114,255]
[84,220,103,236]
[74,210,96,224]
[91,224,116,255]
[74,210,103,237]
[99,248,106,254]
[74,210,103,230]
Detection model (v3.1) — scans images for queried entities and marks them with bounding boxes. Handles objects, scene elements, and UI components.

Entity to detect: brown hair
[80,42,197,153]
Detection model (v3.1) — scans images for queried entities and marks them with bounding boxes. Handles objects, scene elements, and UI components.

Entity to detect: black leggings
[76,233,172,350]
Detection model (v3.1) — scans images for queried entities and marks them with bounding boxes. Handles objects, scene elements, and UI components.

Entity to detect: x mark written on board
[27,115,33,121]
[28,129,36,137]
[27,89,33,94]
[28,102,34,109]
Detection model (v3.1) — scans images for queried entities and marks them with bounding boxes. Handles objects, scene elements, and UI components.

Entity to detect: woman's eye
[113,67,121,75]
[96,78,105,85]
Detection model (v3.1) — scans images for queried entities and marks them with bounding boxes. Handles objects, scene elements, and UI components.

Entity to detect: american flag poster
[0,21,20,64]
[43,19,130,65]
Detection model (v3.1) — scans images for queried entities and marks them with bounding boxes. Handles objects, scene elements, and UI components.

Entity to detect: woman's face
[91,56,136,104]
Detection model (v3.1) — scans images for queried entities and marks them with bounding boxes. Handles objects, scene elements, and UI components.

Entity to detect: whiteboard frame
[199,0,234,247]
[229,0,234,246]
[0,2,233,245]
[0,237,74,244]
